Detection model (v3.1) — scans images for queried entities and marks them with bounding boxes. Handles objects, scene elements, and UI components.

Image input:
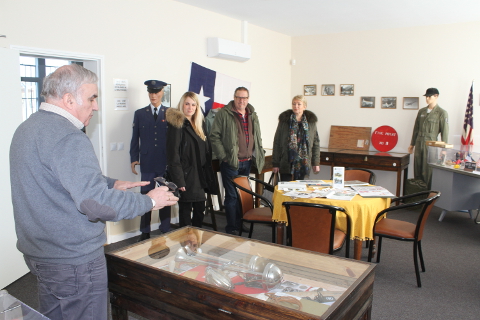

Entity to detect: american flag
[461,83,474,145]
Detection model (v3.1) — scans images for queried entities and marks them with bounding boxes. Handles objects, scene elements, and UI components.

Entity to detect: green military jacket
[410,105,449,144]
[209,101,265,171]
[272,109,320,174]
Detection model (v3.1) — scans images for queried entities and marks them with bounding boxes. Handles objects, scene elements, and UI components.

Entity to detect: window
[20,57,82,120]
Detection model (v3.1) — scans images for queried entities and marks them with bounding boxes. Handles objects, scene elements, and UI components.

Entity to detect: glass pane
[19,56,36,77]
[21,81,39,120]
[45,58,70,76]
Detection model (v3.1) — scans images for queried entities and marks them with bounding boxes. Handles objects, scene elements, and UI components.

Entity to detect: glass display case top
[109,227,372,317]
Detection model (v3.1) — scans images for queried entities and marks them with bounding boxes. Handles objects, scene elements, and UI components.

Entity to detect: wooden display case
[107,227,375,320]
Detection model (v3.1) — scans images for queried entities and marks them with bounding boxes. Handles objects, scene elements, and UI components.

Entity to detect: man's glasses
[234,96,249,100]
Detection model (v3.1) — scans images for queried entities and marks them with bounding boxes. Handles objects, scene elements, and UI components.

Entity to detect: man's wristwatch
[151,197,156,209]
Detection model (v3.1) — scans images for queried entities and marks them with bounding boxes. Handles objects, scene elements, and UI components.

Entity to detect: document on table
[351,186,395,198]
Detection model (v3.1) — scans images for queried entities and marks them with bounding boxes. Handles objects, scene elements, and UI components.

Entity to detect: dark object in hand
[154,177,180,198]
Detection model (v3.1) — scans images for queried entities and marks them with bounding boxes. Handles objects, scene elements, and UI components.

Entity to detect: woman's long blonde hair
[176,92,206,140]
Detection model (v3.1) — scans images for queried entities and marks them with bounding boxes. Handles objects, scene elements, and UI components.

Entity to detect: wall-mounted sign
[372,125,398,152]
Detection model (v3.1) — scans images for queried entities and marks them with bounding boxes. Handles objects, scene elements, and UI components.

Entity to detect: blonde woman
[272,95,320,181]
[166,92,217,227]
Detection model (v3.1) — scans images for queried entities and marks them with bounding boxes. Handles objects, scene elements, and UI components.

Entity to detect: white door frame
[11,45,106,172]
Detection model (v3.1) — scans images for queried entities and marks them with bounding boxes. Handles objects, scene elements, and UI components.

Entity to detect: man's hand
[272,167,279,173]
[147,186,179,210]
[313,166,320,174]
[408,145,414,154]
[114,180,150,191]
[131,161,140,175]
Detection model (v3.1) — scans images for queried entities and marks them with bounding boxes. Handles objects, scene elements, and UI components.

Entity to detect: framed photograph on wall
[340,84,354,96]
[321,84,335,96]
[161,84,171,108]
[360,96,375,108]
[304,85,317,96]
[381,97,397,109]
[403,97,419,110]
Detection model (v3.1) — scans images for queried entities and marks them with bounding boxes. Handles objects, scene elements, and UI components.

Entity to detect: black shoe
[226,230,239,236]
[138,232,150,242]
[242,223,250,233]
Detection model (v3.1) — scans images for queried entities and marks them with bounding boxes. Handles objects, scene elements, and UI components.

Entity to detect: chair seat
[375,219,416,239]
[333,229,347,250]
[243,207,273,222]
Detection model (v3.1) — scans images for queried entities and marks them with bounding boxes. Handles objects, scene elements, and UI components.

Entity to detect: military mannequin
[130,80,171,241]
[408,88,449,189]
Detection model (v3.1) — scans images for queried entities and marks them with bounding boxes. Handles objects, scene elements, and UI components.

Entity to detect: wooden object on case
[328,126,372,151]
[107,227,375,320]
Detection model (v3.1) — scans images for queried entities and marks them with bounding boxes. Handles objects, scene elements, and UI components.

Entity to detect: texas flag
[188,62,251,115]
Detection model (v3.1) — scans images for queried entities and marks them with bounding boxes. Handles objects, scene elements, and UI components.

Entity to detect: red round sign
[371,125,398,152]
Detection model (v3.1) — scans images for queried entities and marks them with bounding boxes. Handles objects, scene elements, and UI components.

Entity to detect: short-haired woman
[272,95,320,181]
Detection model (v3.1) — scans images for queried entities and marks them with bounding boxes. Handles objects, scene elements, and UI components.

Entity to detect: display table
[107,227,375,320]
[272,186,391,260]
[430,164,480,221]
[320,148,410,196]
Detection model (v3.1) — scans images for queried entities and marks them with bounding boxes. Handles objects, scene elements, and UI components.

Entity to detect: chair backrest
[282,202,345,255]
[415,191,440,240]
[344,167,376,184]
[231,176,254,216]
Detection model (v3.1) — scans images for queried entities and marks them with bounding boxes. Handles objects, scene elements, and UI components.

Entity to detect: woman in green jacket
[272,95,320,181]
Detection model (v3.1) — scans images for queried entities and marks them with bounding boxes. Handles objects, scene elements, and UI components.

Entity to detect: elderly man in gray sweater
[9,64,178,320]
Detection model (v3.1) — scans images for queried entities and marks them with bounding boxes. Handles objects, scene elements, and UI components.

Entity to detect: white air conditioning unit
[207,37,251,62]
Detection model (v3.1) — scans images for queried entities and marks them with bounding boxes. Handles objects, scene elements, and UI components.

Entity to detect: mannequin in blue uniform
[130,80,171,241]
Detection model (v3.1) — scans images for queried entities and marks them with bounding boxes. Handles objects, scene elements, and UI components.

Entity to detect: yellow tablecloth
[272,187,391,241]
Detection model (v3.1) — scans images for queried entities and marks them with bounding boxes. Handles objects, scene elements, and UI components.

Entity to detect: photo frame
[360,96,375,108]
[161,84,171,108]
[340,84,354,96]
[381,97,397,109]
[304,85,317,96]
[403,97,419,110]
[321,84,335,96]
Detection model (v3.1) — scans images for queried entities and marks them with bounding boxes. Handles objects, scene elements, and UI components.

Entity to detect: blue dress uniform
[130,80,171,235]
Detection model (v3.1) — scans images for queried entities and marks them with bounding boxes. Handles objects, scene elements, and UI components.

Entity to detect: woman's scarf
[288,112,310,179]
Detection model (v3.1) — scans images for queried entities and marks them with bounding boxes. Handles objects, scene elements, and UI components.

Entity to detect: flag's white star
[197,86,211,114]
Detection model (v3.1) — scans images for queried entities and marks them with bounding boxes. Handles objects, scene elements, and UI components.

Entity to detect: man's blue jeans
[220,160,251,233]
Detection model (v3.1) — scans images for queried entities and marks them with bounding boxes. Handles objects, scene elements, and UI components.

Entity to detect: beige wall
[0,0,291,239]
[292,21,480,190]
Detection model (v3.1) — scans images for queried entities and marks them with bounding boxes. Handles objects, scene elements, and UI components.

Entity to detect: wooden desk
[107,227,375,320]
[320,148,410,196]
[272,187,391,260]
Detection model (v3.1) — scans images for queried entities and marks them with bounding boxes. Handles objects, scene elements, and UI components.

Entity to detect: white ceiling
[173,0,480,36]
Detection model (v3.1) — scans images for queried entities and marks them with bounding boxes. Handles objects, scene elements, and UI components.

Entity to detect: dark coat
[272,109,320,175]
[129,104,168,174]
[166,108,218,202]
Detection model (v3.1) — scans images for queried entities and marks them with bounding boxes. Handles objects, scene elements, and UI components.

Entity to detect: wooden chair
[344,167,376,184]
[231,176,276,243]
[282,202,351,258]
[367,191,441,287]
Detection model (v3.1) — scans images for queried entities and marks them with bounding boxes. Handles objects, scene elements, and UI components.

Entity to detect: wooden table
[272,187,391,260]
[320,148,410,196]
[107,227,376,320]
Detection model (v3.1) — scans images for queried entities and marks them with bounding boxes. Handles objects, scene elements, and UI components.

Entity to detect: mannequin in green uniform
[408,88,449,189]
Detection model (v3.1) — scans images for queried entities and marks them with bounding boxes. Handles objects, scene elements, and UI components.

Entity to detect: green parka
[209,101,265,172]
[272,109,320,175]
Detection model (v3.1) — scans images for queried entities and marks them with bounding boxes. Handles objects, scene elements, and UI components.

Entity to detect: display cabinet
[428,145,480,221]
[106,227,375,320]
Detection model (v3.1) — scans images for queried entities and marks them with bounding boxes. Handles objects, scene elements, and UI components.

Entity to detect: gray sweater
[10,109,153,265]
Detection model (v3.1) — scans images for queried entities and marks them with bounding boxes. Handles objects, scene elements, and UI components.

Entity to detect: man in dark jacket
[130,80,171,240]
[210,87,265,235]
